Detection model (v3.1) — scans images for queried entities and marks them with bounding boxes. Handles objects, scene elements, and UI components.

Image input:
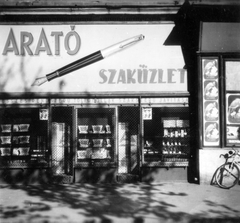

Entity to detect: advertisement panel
[201,58,220,146]
[0,24,187,93]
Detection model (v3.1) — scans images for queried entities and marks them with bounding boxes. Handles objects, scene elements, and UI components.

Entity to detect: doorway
[118,107,140,181]
[51,107,73,181]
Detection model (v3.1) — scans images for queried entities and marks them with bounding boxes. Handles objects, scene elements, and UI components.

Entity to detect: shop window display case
[143,106,190,166]
[0,107,49,167]
[76,107,116,167]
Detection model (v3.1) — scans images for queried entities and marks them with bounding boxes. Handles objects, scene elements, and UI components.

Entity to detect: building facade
[0,0,239,184]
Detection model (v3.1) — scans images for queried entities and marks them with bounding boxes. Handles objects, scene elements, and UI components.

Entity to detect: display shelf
[74,160,116,168]
[0,124,31,158]
[0,162,49,169]
[0,108,49,166]
[143,161,189,167]
[77,146,112,160]
[143,115,190,164]
[76,107,115,162]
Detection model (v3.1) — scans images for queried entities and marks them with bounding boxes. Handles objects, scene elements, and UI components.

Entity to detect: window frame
[224,58,240,147]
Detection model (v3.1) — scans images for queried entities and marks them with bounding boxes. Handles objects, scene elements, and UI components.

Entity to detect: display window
[0,107,49,167]
[142,106,190,166]
[76,107,116,166]
[225,60,240,146]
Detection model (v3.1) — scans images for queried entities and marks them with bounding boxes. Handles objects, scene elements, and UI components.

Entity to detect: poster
[202,58,220,146]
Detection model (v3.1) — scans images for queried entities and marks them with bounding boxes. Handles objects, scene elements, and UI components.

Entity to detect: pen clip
[120,34,145,49]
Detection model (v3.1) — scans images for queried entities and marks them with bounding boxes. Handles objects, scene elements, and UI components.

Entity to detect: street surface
[0,182,240,223]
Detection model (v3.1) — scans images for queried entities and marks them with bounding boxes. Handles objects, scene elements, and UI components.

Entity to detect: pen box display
[79,139,89,148]
[78,125,88,133]
[19,136,30,144]
[77,150,87,159]
[0,147,11,156]
[11,136,30,144]
[0,136,11,144]
[92,125,103,133]
[1,124,11,132]
[92,139,103,147]
[77,148,92,159]
[13,147,30,156]
[19,124,30,132]
[13,124,30,132]
[91,148,108,159]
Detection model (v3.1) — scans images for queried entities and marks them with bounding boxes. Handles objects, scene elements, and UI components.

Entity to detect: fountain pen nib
[31,76,48,86]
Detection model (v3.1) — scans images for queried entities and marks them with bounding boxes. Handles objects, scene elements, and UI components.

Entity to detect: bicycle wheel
[215,162,240,189]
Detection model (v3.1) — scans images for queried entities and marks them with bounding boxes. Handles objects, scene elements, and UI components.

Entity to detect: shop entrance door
[51,107,73,182]
[118,107,140,181]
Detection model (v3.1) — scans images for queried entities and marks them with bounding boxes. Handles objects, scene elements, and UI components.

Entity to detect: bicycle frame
[216,146,240,188]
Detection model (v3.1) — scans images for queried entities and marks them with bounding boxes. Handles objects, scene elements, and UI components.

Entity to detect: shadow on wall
[0,57,42,92]
[0,58,14,92]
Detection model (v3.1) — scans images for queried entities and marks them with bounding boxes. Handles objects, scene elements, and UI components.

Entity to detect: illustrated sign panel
[225,61,240,146]
[0,24,187,94]
[226,94,240,145]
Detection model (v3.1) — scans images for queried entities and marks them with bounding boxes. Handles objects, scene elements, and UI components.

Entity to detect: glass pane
[52,107,73,175]
[226,61,240,91]
[118,107,139,174]
[226,93,240,146]
[76,108,115,162]
[225,60,240,146]
[143,107,190,164]
[0,108,49,166]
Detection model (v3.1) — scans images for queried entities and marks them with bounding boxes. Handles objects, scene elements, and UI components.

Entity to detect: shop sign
[0,24,187,94]
[39,109,49,120]
[143,108,152,120]
[50,97,188,105]
[0,98,48,105]
[141,97,188,104]
[50,98,139,105]
[2,26,80,56]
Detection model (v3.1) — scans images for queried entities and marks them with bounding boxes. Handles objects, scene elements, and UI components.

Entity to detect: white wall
[199,149,229,184]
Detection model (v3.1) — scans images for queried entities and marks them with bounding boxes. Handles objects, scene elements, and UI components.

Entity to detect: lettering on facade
[99,65,186,84]
[2,26,81,56]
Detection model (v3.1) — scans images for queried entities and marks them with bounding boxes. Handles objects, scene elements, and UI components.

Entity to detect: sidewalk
[0,182,240,223]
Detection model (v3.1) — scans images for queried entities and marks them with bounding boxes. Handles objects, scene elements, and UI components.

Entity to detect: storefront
[0,7,192,183]
[1,0,239,185]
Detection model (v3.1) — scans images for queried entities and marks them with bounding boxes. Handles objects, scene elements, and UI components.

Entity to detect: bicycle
[215,145,240,189]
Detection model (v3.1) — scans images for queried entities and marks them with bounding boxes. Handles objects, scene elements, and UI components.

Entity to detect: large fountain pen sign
[0,24,187,93]
[32,34,145,86]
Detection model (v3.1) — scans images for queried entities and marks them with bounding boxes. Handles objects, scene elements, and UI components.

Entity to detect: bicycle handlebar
[219,145,240,159]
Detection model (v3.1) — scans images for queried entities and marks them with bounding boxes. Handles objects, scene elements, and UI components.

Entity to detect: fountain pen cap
[101,34,144,58]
